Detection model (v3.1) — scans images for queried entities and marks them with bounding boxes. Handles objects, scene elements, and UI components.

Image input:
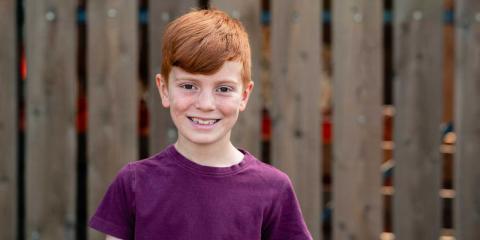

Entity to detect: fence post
[332,1,383,239]
[393,1,444,239]
[271,0,322,238]
[25,0,77,239]
[210,0,262,157]
[0,0,17,239]
[87,1,138,240]
[454,1,480,239]
[148,1,197,154]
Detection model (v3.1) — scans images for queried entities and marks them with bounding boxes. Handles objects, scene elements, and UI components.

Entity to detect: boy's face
[156,61,254,147]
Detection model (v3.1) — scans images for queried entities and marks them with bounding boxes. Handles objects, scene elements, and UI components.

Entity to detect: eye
[180,84,196,90]
[217,86,233,93]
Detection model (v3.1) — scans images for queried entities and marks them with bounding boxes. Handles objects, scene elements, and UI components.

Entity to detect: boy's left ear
[239,81,254,111]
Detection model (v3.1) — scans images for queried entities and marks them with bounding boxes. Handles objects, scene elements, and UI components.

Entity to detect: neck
[174,136,244,167]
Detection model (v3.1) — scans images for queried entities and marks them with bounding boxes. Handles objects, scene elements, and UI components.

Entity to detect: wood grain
[454,1,480,239]
[0,0,17,239]
[271,0,322,238]
[332,0,383,239]
[87,1,138,239]
[25,0,77,239]
[392,1,444,239]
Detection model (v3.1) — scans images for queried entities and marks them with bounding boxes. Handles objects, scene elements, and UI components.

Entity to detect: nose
[195,90,215,111]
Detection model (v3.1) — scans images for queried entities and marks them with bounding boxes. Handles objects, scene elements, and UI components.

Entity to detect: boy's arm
[263,178,313,240]
[106,235,123,240]
[89,164,135,239]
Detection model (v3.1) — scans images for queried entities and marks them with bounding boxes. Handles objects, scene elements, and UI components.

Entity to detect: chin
[180,131,230,146]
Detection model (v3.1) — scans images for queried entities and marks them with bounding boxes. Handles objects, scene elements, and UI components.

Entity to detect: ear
[156,74,170,108]
[239,81,254,111]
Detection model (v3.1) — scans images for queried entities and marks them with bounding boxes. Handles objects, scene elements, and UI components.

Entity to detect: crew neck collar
[164,144,251,176]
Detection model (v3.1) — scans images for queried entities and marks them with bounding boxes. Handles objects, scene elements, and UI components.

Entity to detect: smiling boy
[89,9,312,240]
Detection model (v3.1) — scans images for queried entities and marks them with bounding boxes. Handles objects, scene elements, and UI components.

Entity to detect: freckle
[338,221,346,231]
[299,51,308,60]
[294,129,303,138]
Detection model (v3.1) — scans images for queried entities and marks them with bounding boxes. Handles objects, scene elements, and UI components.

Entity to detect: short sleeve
[262,177,313,240]
[89,163,136,239]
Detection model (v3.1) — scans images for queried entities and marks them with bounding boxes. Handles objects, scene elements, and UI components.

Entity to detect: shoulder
[243,152,292,190]
[125,146,174,173]
[114,146,176,186]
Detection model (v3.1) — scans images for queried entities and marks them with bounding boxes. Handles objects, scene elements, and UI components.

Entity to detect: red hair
[161,9,251,86]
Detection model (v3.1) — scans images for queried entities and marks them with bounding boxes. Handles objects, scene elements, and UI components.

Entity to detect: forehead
[171,61,242,83]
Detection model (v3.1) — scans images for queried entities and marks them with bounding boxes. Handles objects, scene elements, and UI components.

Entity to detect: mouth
[187,117,221,126]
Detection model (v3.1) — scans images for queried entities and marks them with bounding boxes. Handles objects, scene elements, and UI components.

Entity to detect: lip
[187,116,221,129]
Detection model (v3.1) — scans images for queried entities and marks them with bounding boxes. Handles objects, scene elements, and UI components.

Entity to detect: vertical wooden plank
[87,1,138,240]
[271,0,322,238]
[0,0,17,239]
[392,1,444,239]
[454,1,480,239]
[148,0,197,154]
[25,0,77,239]
[332,0,383,239]
[210,0,262,157]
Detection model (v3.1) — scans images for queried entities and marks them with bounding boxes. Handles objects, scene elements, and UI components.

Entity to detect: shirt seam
[171,158,251,177]
[165,146,252,177]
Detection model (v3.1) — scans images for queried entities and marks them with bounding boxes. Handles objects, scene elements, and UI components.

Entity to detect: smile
[188,117,220,125]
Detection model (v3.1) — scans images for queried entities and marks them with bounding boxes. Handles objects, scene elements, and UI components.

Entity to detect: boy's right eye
[180,84,196,90]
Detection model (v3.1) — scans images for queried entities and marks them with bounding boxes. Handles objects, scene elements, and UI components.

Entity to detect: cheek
[216,98,242,115]
[170,94,192,114]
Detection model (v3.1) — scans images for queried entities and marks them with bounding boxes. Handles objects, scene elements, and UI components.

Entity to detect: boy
[89,9,312,240]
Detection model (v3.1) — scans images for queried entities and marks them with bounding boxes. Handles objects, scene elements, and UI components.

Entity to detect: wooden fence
[1,0,479,239]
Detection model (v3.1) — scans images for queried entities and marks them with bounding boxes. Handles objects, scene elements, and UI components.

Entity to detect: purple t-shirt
[89,145,312,240]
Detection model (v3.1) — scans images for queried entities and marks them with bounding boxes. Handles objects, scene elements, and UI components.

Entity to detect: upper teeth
[191,117,216,125]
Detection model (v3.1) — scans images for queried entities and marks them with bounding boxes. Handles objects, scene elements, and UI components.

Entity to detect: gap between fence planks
[393,1,444,239]
[87,1,138,240]
[270,0,322,238]
[332,1,383,239]
[210,0,262,158]
[0,0,17,239]
[148,1,198,155]
[25,0,77,239]
[454,0,480,239]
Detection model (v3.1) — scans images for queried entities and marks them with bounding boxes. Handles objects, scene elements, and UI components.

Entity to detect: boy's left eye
[217,86,233,93]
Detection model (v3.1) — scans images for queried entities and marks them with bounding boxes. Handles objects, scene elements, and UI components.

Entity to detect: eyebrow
[216,79,238,85]
[175,77,238,84]
[174,77,198,82]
